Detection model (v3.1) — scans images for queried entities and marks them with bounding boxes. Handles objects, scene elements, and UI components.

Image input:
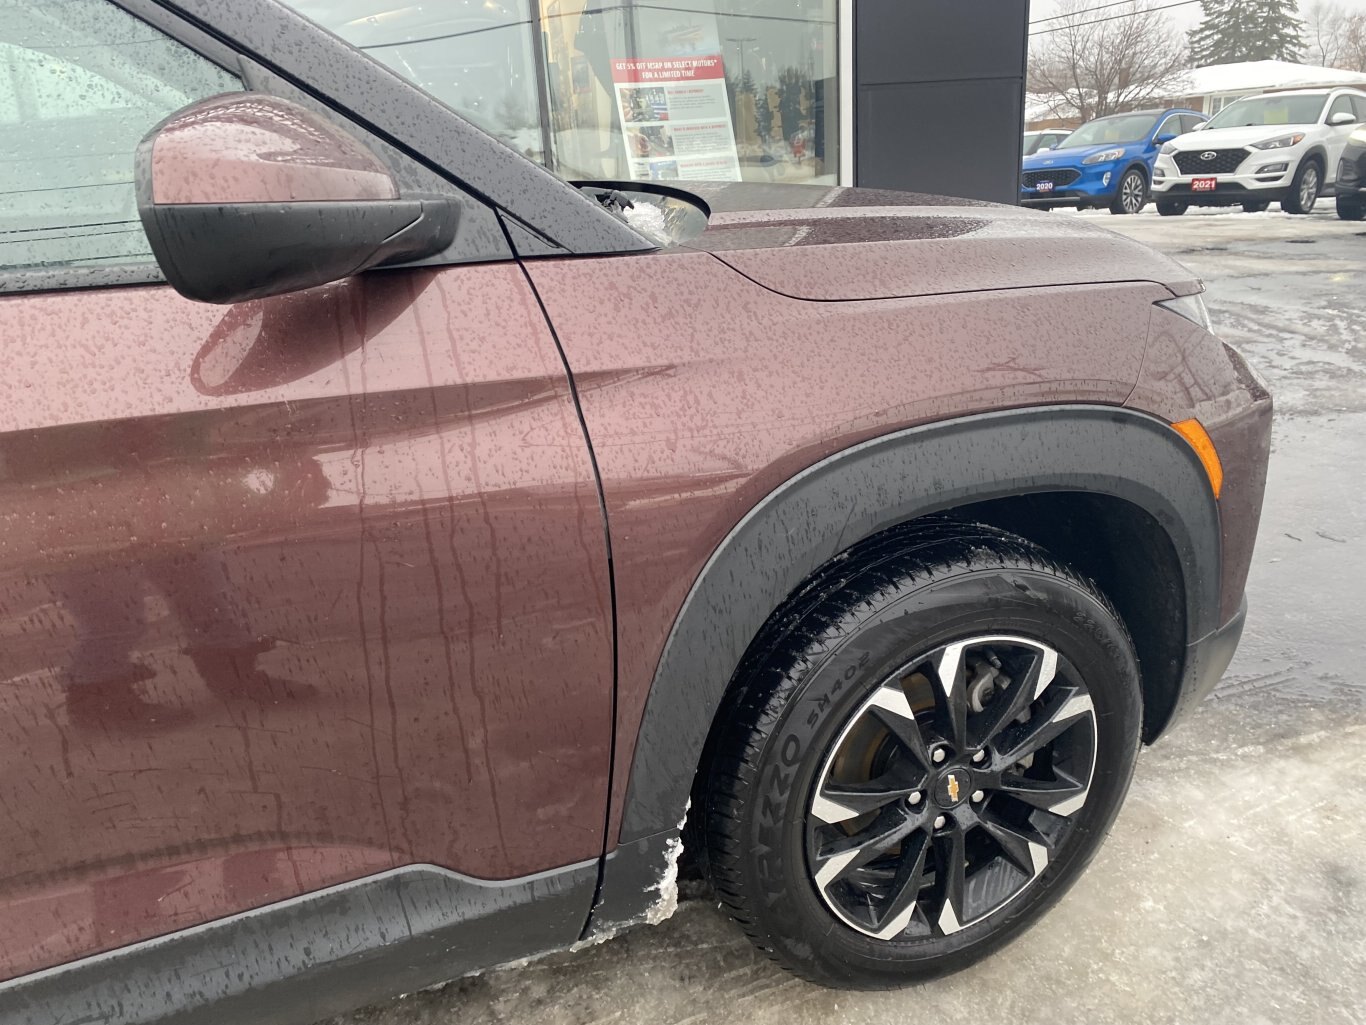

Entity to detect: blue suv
[1021,108,1207,214]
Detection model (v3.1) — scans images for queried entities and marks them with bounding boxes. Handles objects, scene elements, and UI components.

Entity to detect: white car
[1151,87,1366,215]
[1023,128,1072,156]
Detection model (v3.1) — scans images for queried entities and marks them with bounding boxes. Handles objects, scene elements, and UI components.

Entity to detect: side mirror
[136,94,459,304]
[1038,145,1054,153]
[1329,110,1357,126]
[1155,132,1177,145]
[1191,121,1208,131]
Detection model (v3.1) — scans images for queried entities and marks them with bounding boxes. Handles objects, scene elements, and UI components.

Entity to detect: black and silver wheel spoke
[932,825,967,935]
[868,830,931,939]
[812,760,924,825]
[967,642,1057,748]
[993,684,1094,766]
[931,641,973,750]
[866,682,933,769]
[995,768,1088,817]
[977,806,1052,876]
[808,634,1098,942]
[813,806,918,891]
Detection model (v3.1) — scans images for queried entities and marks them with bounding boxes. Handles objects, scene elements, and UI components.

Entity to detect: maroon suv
[0,1,1271,1022]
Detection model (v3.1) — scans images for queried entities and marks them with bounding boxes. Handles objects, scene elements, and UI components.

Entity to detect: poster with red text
[612,55,741,182]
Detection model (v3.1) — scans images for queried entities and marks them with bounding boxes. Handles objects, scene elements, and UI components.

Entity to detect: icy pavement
[327,207,1366,1025]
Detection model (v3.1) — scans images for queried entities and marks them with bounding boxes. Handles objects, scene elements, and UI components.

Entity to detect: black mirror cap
[138,194,459,304]
[133,92,460,304]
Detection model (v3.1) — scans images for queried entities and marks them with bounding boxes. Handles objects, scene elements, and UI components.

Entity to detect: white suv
[1151,87,1366,215]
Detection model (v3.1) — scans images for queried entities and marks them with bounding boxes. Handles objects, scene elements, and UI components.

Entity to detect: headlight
[1156,292,1212,332]
[1160,142,1177,155]
[1352,126,1366,145]
[1251,133,1305,150]
[1083,148,1126,164]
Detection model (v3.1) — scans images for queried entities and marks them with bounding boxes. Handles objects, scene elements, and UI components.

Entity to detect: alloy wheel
[1300,165,1320,211]
[1120,171,1145,213]
[806,635,1097,941]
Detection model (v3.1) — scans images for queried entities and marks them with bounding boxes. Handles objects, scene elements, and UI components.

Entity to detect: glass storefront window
[288,0,546,163]
[283,0,839,185]
[542,1,838,184]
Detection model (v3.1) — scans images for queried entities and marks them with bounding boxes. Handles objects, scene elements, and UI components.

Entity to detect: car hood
[678,182,1200,301]
[1170,124,1314,149]
[1022,142,1137,170]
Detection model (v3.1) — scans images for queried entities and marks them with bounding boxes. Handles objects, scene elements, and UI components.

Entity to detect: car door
[1324,93,1361,181]
[0,0,614,981]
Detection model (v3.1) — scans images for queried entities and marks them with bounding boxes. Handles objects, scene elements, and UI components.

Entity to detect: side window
[1352,96,1366,122]
[1328,94,1356,123]
[0,0,239,273]
[1180,114,1205,134]
[1154,115,1180,139]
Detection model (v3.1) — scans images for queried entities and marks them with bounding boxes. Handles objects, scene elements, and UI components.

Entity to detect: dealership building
[307,0,1028,205]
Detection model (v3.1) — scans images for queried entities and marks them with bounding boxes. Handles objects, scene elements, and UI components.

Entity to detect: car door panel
[1325,95,1360,179]
[0,265,614,978]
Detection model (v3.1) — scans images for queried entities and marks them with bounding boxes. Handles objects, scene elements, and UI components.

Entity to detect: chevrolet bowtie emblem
[947,773,960,803]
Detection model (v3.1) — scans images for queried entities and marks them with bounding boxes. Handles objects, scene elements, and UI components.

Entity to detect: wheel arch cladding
[619,405,1221,843]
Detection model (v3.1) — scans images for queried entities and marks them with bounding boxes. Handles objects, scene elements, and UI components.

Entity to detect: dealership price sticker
[613,56,741,182]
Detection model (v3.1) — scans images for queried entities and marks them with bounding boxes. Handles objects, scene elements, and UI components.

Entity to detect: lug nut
[971,790,985,803]
[933,815,947,830]
[907,792,923,806]
[971,750,985,764]
[931,747,947,764]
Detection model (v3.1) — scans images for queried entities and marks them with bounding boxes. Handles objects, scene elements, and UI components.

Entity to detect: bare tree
[1304,1,1346,66]
[1029,0,1191,123]
[1304,1,1366,71]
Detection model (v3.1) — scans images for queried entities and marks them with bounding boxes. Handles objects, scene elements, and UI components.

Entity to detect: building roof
[1179,60,1366,97]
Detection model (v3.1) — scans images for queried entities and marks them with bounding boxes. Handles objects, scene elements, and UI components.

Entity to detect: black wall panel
[854,0,1030,204]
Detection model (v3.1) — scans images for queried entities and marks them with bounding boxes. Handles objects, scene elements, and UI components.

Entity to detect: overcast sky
[1029,0,1366,33]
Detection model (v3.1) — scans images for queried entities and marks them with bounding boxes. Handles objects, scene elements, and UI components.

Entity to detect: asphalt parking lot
[328,205,1366,1025]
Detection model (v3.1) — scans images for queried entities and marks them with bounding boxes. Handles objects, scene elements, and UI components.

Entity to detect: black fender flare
[618,405,1221,845]
[1124,161,1151,188]
[1300,146,1329,176]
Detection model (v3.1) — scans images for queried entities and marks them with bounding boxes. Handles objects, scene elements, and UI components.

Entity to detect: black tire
[700,524,1142,988]
[1241,200,1270,213]
[1338,195,1366,221]
[1156,199,1188,216]
[1281,158,1322,214]
[1108,167,1148,214]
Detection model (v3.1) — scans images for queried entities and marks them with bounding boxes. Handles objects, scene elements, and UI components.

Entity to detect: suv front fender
[581,406,1223,938]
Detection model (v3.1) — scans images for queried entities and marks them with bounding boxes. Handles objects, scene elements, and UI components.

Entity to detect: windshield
[1206,93,1328,129]
[1059,112,1159,148]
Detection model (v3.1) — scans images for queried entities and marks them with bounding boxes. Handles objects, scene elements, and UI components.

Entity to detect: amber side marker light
[1172,419,1223,499]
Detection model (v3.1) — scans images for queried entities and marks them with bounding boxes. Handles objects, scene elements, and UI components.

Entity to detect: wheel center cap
[933,768,972,809]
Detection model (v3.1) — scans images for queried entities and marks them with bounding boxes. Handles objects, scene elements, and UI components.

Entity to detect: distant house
[1024,60,1366,131]
[1175,60,1366,114]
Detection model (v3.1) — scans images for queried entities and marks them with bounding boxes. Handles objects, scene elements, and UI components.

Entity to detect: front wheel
[1282,159,1322,214]
[1109,168,1147,214]
[1338,195,1366,221]
[1156,199,1188,216]
[701,526,1142,988]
